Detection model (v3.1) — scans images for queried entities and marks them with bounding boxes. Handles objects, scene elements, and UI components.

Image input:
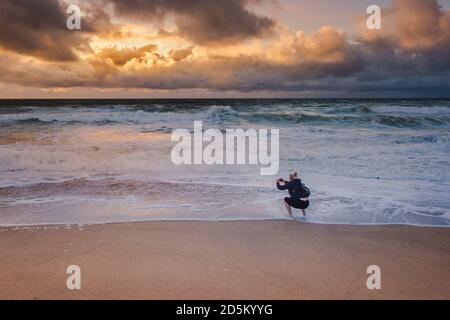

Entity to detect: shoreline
[1,217,449,229]
[1,220,449,299]
[2,218,289,229]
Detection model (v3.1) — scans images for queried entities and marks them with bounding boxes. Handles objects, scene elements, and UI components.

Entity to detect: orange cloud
[269,26,350,64]
[0,0,449,97]
[96,44,158,66]
[361,0,450,51]
[168,46,195,61]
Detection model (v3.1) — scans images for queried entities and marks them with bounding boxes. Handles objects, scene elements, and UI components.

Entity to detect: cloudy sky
[0,0,449,98]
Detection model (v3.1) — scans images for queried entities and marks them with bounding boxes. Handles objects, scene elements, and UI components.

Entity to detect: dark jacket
[277,179,307,199]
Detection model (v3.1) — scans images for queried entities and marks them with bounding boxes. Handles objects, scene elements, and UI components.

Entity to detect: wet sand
[0,221,449,299]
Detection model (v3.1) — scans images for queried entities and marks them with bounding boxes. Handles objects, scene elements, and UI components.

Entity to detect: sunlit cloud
[0,0,449,97]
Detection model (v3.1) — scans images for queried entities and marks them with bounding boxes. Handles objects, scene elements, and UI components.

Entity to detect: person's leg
[284,198,293,217]
[301,200,309,217]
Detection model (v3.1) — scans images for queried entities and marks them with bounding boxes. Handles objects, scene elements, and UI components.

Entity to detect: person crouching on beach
[276,172,310,217]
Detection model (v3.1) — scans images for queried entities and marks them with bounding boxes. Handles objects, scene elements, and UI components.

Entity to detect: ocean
[0,99,449,227]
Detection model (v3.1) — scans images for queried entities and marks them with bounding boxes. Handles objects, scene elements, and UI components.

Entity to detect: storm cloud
[110,0,275,44]
[0,0,119,61]
[0,0,86,61]
[0,0,449,97]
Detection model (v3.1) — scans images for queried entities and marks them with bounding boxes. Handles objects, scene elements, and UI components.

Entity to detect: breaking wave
[1,100,449,128]
[0,99,449,227]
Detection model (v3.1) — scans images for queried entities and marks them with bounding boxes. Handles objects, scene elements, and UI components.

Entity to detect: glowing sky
[0,0,450,98]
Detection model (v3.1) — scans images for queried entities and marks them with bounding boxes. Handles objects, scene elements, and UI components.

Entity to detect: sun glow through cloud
[0,0,449,98]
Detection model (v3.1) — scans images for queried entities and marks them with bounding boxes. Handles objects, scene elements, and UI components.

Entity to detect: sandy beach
[0,220,449,300]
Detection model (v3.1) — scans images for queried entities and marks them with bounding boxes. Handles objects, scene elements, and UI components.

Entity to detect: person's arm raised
[276,179,289,190]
